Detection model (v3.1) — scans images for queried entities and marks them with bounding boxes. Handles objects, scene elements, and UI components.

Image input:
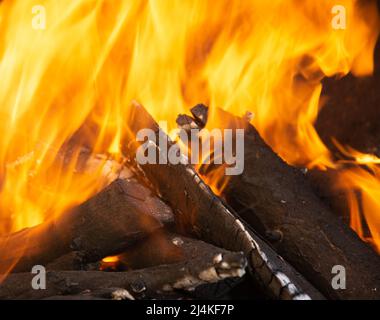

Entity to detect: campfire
[0,0,380,301]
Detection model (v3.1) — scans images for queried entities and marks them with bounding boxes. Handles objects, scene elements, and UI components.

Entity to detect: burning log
[47,232,245,274]
[123,102,324,300]
[107,232,246,271]
[0,250,246,300]
[46,232,248,299]
[0,178,174,274]
[181,104,380,300]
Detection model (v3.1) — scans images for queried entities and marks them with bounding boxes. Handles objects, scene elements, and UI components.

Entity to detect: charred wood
[111,232,245,271]
[186,105,380,300]
[123,102,324,300]
[0,250,246,300]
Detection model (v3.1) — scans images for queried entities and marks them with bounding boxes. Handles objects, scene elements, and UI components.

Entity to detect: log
[123,102,324,300]
[46,231,245,276]
[46,231,248,298]
[0,250,246,300]
[46,252,100,271]
[46,252,85,271]
[185,104,380,300]
[108,232,246,270]
[0,178,174,275]
[306,168,351,226]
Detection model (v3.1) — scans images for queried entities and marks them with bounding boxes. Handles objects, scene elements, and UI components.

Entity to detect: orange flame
[0,0,378,270]
[338,166,380,253]
[333,143,380,253]
[100,255,121,271]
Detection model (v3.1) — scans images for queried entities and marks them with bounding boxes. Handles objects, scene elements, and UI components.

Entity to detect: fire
[100,255,120,271]
[0,0,379,274]
[333,144,380,253]
[338,166,380,253]
[102,256,119,264]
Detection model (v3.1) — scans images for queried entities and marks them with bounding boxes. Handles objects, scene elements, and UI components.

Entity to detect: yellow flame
[0,0,379,270]
[102,256,119,263]
[337,164,380,253]
[100,255,120,271]
[331,142,380,253]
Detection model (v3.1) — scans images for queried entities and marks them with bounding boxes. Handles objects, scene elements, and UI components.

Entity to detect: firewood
[46,232,248,298]
[123,102,324,300]
[306,168,351,226]
[109,232,246,271]
[46,252,83,271]
[46,232,245,275]
[185,104,380,300]
[0,250,246,300]
[46,252,101,271]
[0,178,174,274]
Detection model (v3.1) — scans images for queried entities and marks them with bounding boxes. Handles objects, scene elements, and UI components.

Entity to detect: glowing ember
[100,256,121,271]
[102,256,119,263]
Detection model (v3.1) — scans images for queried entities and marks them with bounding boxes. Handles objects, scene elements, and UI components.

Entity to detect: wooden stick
[0,178,173,274]
[0,250,246,300]
[123,102,324,300]
[46,233,247,299]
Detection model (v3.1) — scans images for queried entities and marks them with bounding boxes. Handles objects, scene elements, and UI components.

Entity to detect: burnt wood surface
[46,232,245,274]
[0,178,173,274]
[187,105,380,300]
[116,232,242,270]
[0,250,246,300]
[123,102,324,300]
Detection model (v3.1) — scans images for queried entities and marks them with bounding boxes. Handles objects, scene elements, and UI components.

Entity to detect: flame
[0,0,379,275]
[332,143,380,253]
[338,166,380,253]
